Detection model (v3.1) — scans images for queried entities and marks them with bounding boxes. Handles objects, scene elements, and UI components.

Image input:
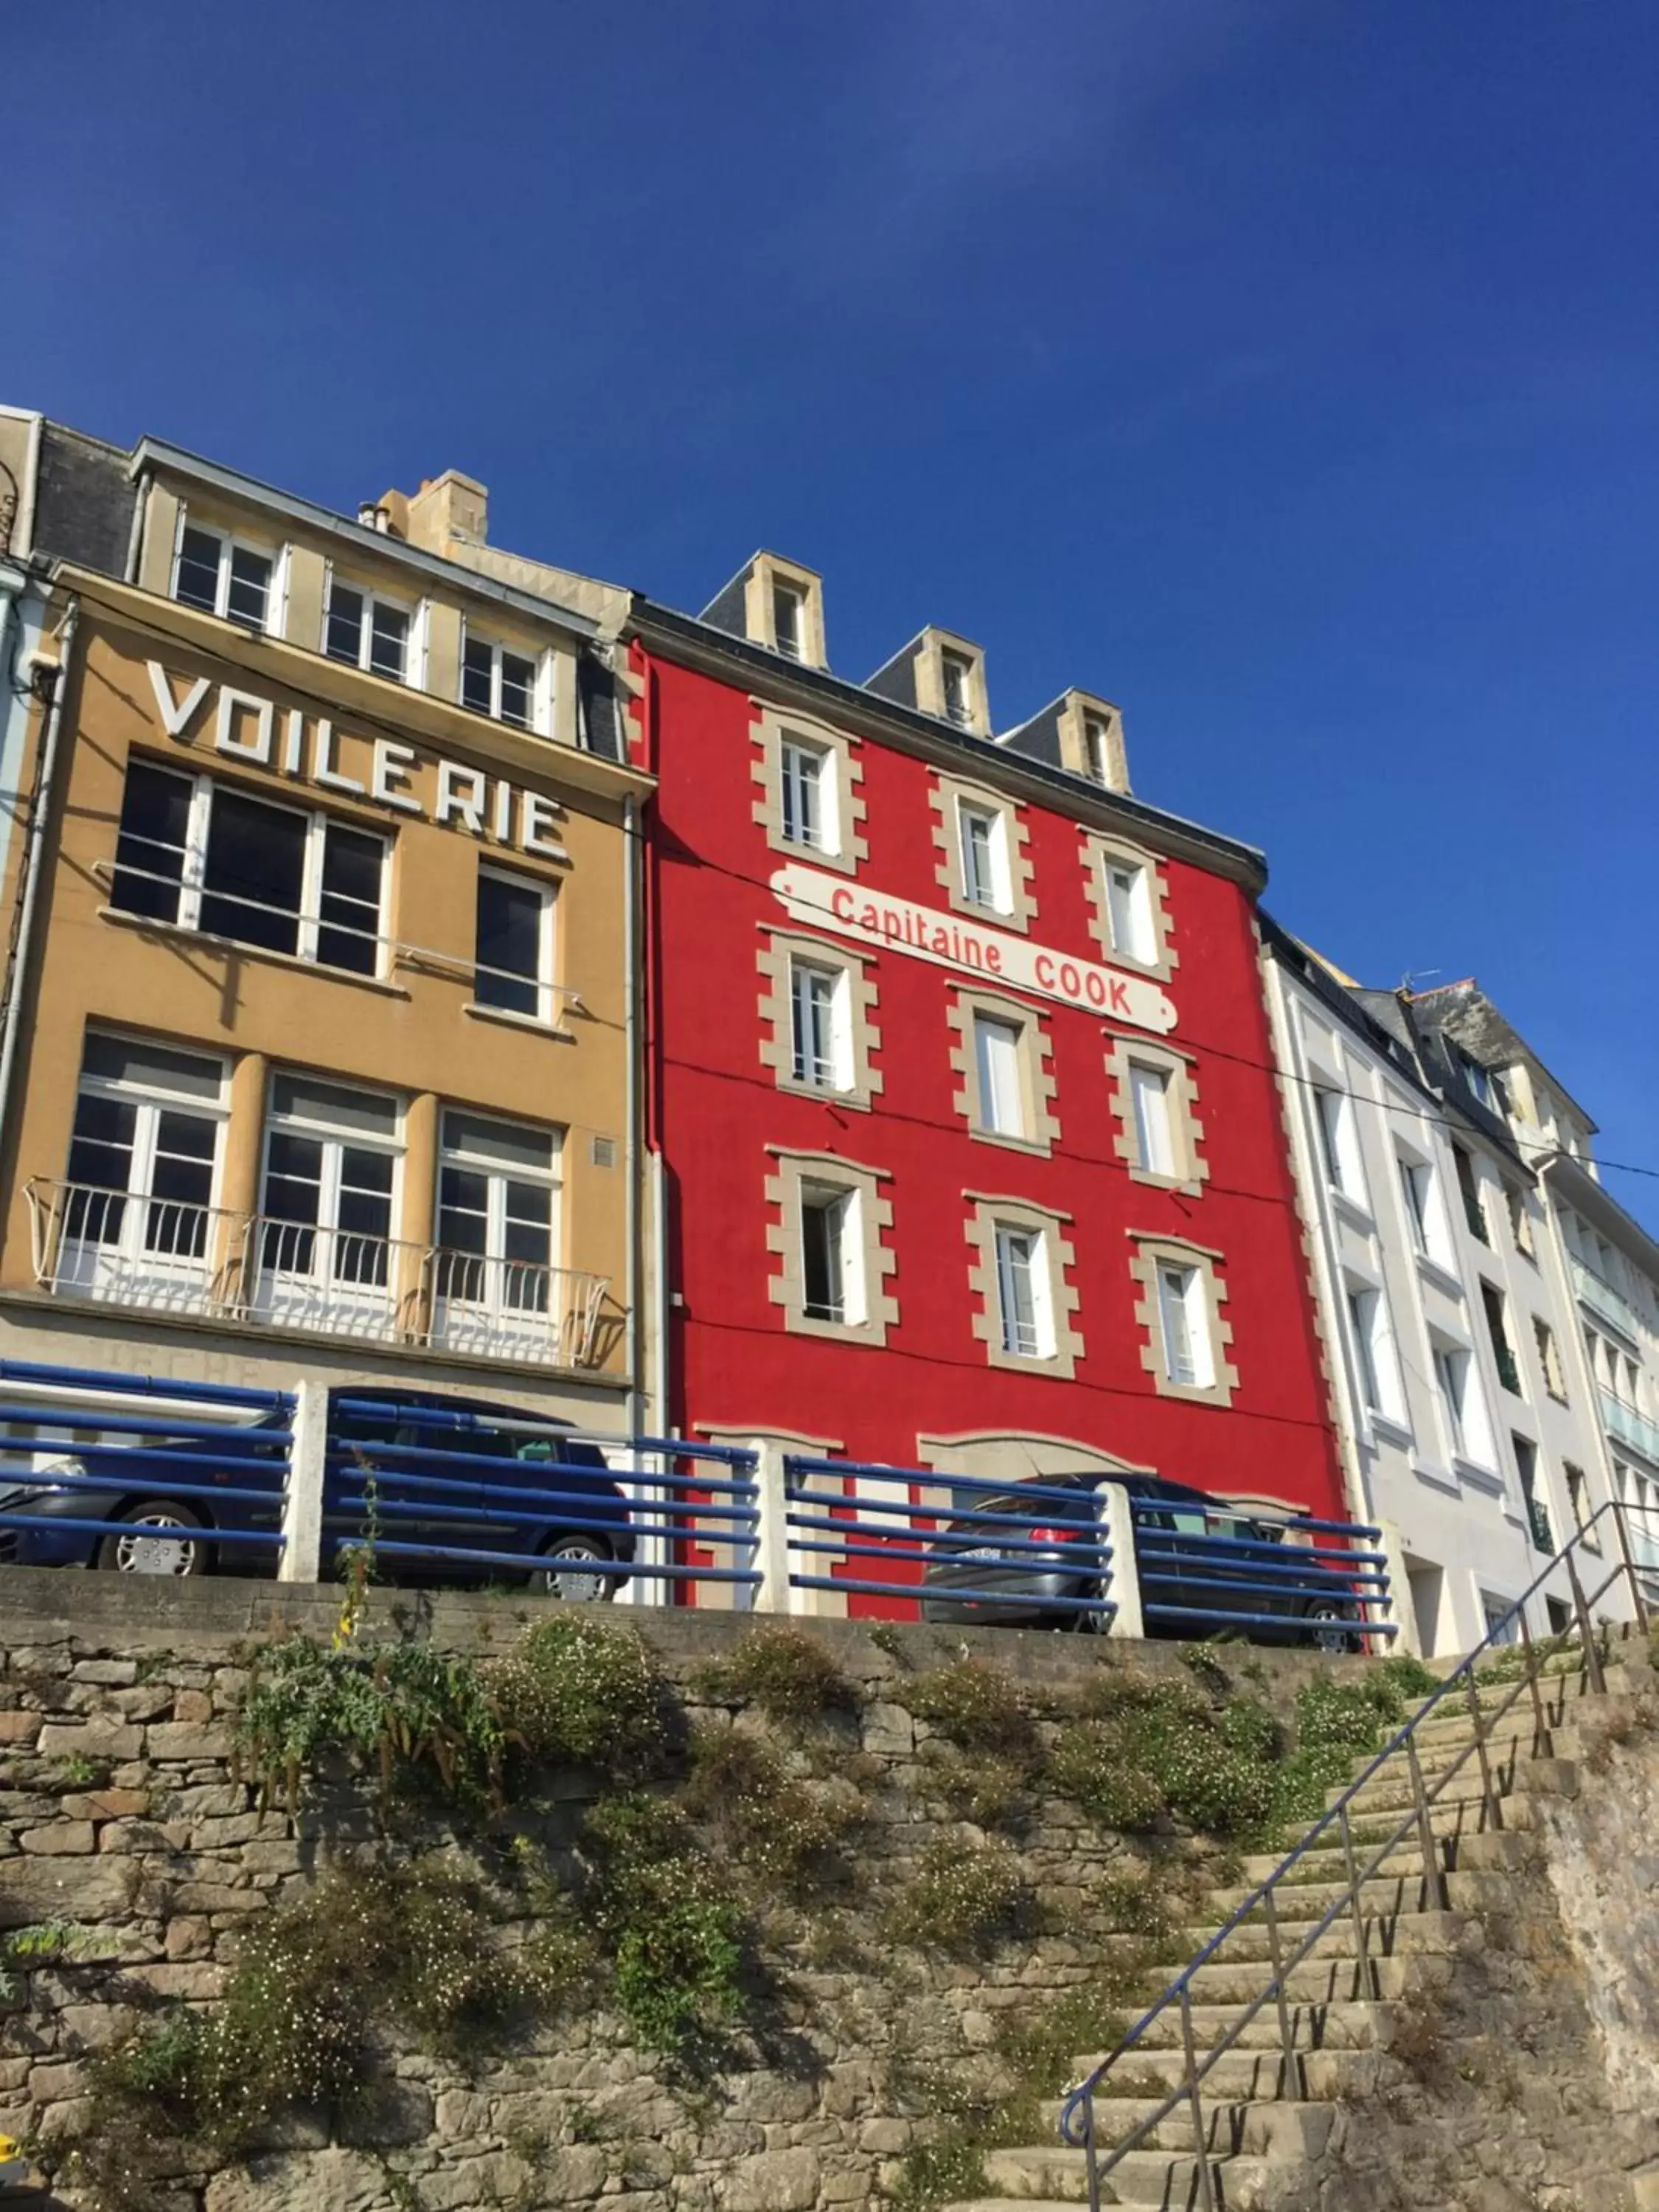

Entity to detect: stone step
[1173,1948,1447,2007]
[1071,2043,1384,2106]
[1077,1994,1404,2059]
[1206,1868,1440,1924]
[1178,1906,1470,1969]
[1332,1756,1575,1823]
[984,2143,1279,2209]
[1032,2091,1337,2159]
[1235,1823,1527,1891]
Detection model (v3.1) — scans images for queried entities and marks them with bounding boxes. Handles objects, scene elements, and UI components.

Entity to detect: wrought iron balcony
[24,1180,612,1372]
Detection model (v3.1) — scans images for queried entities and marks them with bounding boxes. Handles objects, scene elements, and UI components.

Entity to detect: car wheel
[1304,1599,1357,1655]
[1068,1594,1110,1633]
[95,1503,208,1578]
[532,1536,616,1604]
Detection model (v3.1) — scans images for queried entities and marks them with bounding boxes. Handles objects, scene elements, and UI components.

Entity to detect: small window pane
[442,1110,556,1173]
[1129,1062,1175,1175]
[462,636,494,715]
[270,1077,399,1138]
[780,742,824,848]
[800,1190,848,1322]
[476,872,545,1017]
[439,1165,490,1256]
[175,527,223,613]
[326,584,365,665]
[995,1226,1040,1355]
[199,787,305,954]
[112,762,192,925]
[975,1017,1023,1135]
[226,545,272,628]
[80,1034,223,1100]
[368,602,408,680]
[317,824,383,975]
[68,1093,137,1200]
[499,653,535,727]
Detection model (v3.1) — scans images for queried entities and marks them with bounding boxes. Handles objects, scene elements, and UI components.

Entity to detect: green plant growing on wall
[679,1727,861,1895]
[693,1624,856,1733]
[883,1835,1028,1955]
[0,1919,80,1999]
[581,1792,748,2059]
[901,1656,1035,1758]
[492,1614,672,1779]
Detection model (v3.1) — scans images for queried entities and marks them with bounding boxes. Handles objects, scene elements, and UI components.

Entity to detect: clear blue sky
[9,1,1657,1222]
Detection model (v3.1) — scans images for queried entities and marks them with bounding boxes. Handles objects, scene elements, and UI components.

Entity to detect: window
[174,524,273,630]
[1347,1286,1402,1420]
[1399,1156,1441,1262]
[1433,1344,1471,1457]
[958,801,1009,911]
[973,1015,1024,1139]
[1315,1088,1362,1201]
[1105,859,1155,966]
[111,762,385,977]
[475,868,555,1023]
[790,960,849,1091]
[780,739,834,852]
[1513,1436,1553,1554]
[772,582,806,662]
[1453,1146,1488,1243]
[462,634,538,729]
[1129,1061,1175,1179]
[326,581,409,681]
[1457,1048,1509,1116]
[256,1077,402,1320]
[995,1225,1053,1359]
[57,1036,226,1296]
[1506,1183,1535,1257]
[1534,1316,1568,1402]
[434,1112,562,1349]
[1481,1281,1522,1396]
[800,1183,860,1324]
[1156,1263,1214,1391]
[1084,715,1112,785]
[941,650,974,729]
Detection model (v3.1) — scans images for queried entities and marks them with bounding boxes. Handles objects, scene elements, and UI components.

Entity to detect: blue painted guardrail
[782,1454,1117,1624]
[1130,1498,1394,1645]
[0,1358,291,1571]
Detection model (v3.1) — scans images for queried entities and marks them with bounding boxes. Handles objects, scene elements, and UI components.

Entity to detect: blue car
[0,1386,635,1603]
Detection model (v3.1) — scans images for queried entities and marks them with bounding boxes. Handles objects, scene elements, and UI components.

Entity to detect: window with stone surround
[963,1194,1082,1378]
[1106,1032,1206,1195]
[930,772,1036,933]
[945,987,1059,1155]
[751,704,866,875]
[757,930,881,1110]
[1127,1231,1237,1408]
[1079,830,1176,981]
[765,1149,897,1347]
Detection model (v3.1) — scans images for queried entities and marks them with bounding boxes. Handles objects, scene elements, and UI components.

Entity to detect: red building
[627,559,1343,1602]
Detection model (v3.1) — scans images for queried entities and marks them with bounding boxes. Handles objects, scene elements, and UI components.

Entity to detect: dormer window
[1085,717,1111,785]
[942,650,974,730]
[174,524,272,631]
[326,581,409,682]
[462,633,539,730]
[773,582,807,663]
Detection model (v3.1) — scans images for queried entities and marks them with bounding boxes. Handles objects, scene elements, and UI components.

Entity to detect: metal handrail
[1060,1497,1654,2210]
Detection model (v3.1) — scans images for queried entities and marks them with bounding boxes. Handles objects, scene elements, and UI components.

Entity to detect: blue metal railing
[782,1454,1116,1622]
[1131,1498,1396,1644]
[0,1358,291,1569]
[326,1398,761,1603]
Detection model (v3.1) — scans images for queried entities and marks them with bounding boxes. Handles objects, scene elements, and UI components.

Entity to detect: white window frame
[1397,1152,1453,1268]
[973,1013,1025,1140]
[172,518,276,632]
[254,1075,406,1327]
[957,799,1012,913]
[58,1037,230,1298]
[779,737,839,855]
[994,1222,1055,1360]
[111,762,389,978]
[1346,1283,1404,1425]
[459,624,551,734]
[433,1109,564,1346]
[1083,716,1111,785]
[788,957,852,1092]
[1155,1261,1215,1391]
[1104,857,1155,964]
[1315,1086,1364,1203]
[799,1180,866,1328]
[941,649,974,729]
[772,580,807,662]
[1128,1059,1176,1179]
[323,571,414,684]
[475,865,558,1026]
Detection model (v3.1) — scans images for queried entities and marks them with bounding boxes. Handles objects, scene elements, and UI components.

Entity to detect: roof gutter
[628,598,1269,894]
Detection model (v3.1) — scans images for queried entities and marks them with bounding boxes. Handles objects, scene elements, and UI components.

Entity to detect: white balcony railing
[1602,1387,1659,1470]
[1570,1255,1645,1340]
[24,1180,611,1371]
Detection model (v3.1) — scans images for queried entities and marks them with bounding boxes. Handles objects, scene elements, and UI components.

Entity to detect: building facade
[0,420,650,1434]
[616,557,1346,1610]
[1262,936,1628,1654]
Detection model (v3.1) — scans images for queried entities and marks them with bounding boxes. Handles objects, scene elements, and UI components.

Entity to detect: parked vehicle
[0,1387,633,1601]
[919,1470,1364,1649]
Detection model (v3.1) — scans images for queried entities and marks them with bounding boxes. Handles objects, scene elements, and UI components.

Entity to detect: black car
[0,1385,635,1601]
[919,1470,1364,1649]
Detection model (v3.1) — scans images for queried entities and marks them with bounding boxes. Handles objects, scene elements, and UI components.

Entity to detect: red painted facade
[633,640,1345,1551]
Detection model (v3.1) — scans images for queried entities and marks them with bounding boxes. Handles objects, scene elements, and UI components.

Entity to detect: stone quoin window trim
[962,1192,1083,1379]
[764,1147,898,1348]
[1127,1230,1239,1408]
[1105,1029,1208,1195]
[929,771,1037,934]
[750,701,868,876]
[756,928,883,1110]
[1079,830,1177,982]
[945,985,1060,1155]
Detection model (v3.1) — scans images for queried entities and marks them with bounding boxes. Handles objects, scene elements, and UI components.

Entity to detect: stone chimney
[384,470,489,554]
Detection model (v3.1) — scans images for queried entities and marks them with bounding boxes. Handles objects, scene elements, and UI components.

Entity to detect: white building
[1262,932,1630,1657]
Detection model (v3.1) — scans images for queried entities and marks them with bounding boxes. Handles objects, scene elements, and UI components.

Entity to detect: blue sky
[9,0,1658,1221]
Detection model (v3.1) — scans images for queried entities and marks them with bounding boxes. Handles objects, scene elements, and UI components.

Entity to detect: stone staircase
[943,1627,1649,2212]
